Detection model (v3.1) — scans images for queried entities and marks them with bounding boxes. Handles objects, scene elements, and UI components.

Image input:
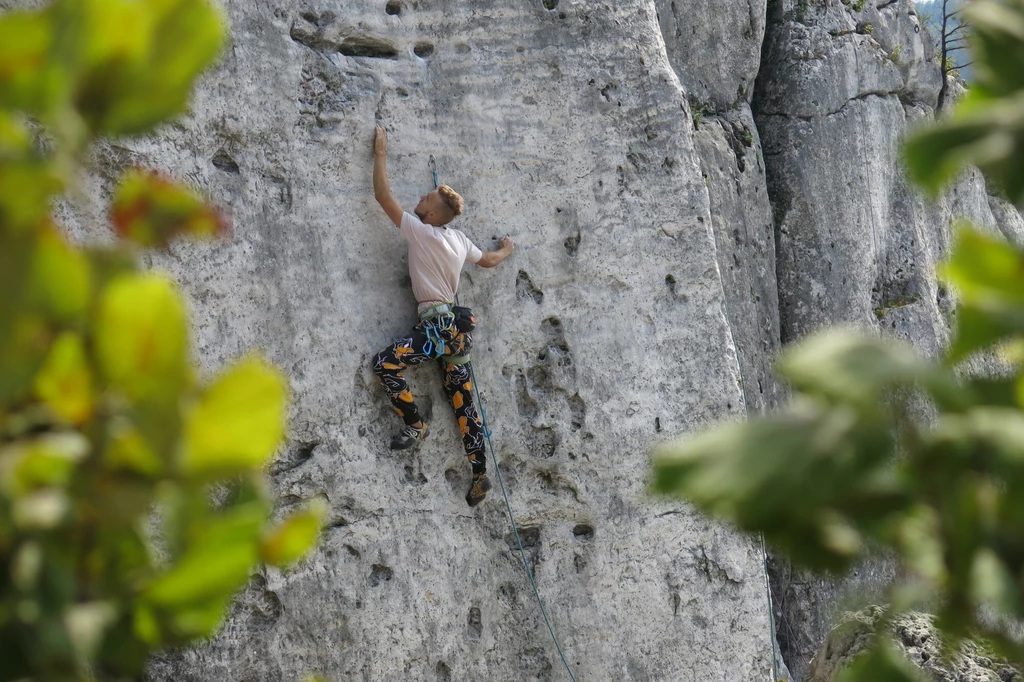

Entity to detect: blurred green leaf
[261,498,326,568]
[103,421,163,477]
[0,7,58,115]
[186,501,267,554]
[34,333,94,425]
[144,542,257,607]
[30,226,92,326]
[110,169,228,248]
[939,226,1024,363]
[780,329,964,410]
[652,398,907,571]
[0,116,61,229]
[94,272,189,402]
[837,640,927,682]
[903,0,1024,202]
[0,315,53,407]
[71,0,227,135]
[0,433,89,498]
[181,355,288,476]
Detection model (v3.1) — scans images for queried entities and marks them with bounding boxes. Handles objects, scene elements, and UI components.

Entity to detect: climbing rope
[431,160,580,682]
[761,534,784,682]
[466,364,581,682]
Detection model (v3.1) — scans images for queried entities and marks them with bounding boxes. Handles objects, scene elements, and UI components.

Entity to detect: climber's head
[415,184,464,227]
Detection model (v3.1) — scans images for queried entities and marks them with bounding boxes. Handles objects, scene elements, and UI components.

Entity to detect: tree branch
[947,23,970,38]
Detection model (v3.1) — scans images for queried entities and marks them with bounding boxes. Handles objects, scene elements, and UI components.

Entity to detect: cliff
[15,0,1020,680]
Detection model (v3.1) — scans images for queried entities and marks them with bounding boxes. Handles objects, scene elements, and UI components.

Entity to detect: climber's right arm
[373,124,404,228]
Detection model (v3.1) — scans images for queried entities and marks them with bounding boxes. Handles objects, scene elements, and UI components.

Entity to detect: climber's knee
[373,350,391,376]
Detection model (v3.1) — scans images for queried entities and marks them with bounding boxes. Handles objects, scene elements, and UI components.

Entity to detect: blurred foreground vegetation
[0,1,322,680]
[655,0,1024,679]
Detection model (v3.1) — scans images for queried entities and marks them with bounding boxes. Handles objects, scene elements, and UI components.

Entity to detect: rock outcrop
[752,2,1022,678]
[8,0,1021,679]
[807,607,1023,682]
[75,1,775,681]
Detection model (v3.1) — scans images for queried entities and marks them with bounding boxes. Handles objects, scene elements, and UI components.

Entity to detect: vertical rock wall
[59,1,776,680]
[753,1,1024,679]
[9,0,1023,679]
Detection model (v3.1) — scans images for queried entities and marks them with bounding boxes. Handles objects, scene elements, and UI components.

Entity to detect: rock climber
[370,124,515,507]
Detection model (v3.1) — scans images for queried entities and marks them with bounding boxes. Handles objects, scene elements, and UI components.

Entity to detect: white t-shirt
[400,212,483,314]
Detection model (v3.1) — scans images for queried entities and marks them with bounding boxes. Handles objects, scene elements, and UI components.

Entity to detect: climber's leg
[440,335,491,508]
[441,357,487,475]
[373,330,432,428]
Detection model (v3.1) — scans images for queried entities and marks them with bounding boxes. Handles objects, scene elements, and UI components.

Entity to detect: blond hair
[437,184,464,217]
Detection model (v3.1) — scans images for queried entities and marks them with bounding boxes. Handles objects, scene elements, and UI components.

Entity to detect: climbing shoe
[390,422,428,450]
[466,473,492,507]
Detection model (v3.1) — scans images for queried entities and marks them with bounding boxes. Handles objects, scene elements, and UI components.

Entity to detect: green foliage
[655,225,1024,674]
[656,1,1024,678]
[688,95,711,129]
[890,44,903,65]
[837,641,927,682]
[0,2,323,681]
[905,0,1024,201]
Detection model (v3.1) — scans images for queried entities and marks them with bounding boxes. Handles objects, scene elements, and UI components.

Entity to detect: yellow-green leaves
[0,433,89,498]
[0,8,57,115]
[0,0,311,678]
[30,226,93,325]
[182,355,288,476]
[111,169,228,248]
[95,273,189,402]
[262,499,327,568]
[71,0,227,135]
[34,333,94,424]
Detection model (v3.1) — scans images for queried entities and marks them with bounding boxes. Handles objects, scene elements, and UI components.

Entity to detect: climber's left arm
[476,235,515,268]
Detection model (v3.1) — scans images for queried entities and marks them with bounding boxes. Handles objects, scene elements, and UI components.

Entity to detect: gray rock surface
[57,1,775,681]
[753,1,1023,679]
[10,0,1024,679]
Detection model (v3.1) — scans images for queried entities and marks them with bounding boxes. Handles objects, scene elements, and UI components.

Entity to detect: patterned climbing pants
[373,318,486,475]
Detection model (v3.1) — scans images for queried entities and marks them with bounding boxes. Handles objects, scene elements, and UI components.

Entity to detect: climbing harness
[431,161,580,682]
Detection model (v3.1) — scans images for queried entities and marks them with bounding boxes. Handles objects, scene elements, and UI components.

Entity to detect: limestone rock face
[11,0,1024,679]
[61,1,775,681]
[753,1,1023,679]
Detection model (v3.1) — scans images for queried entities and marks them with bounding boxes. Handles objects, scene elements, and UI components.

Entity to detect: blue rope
[433,161,579,681]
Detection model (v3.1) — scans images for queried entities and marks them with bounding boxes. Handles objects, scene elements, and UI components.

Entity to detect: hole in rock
[506,526,540,550]
[573,523,595,540]
[339,36,399,59]
[369,564,394,586]
[516,270,544,304]
[543,0,559,8]
[414,42,435,58]
[385,0,402,15]
[564,233,580,257]
[404,465,428,486]
[467,606,482,639]
[211,148,240,173]
[436,662,452,682]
